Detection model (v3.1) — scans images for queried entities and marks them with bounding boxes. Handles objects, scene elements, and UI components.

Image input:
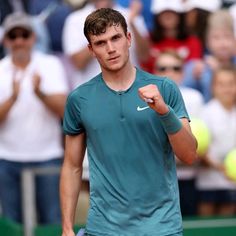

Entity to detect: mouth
[108,56,119,61]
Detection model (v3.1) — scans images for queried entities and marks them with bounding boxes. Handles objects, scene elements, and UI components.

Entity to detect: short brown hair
[84,8,128,43]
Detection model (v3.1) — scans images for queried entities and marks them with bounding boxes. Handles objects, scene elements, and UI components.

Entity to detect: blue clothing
[117,0,153,31]
[183,57,236,102]
[0,158,62,224]
[183,60,212,102]
[63,68,188,235]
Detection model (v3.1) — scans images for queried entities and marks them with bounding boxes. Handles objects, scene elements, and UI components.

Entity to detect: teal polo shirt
[63,68,189,236]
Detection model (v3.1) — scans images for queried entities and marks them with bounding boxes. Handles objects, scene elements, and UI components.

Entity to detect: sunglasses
[7,30,32,41]
[156,65,182,72]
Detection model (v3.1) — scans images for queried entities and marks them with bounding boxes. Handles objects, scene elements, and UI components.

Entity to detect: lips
[108,56,119,61]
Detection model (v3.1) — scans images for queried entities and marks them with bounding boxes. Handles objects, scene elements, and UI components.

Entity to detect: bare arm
[168,118,198,165]
[0,96,17,123]
[128,0,150,62]
[138,84,198,165]
[36,93,67,118]
[0,78,20,123]
[33,73,67,118]
[70,47,94,70]
[60,133,86,236]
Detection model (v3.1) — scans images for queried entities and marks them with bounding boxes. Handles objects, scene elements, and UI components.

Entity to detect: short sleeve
[162,78,190,121]
[63,92,85,135]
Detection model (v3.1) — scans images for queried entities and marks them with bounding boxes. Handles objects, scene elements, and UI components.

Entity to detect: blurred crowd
[0,0,236,226]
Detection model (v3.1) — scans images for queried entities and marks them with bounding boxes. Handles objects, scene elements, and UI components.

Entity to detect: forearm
[168,123,198,165]
[129,21,150,62]
[36,93,67,118]
[0,96,16,123]
[159,108,198,165]
[60,162,82,233]
[70,47,93,70]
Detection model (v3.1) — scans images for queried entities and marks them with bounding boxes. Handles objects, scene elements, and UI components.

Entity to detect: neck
[220,100,235,111]
[102,61,136,91]
[12,52,31,69]
[164,29,177,39]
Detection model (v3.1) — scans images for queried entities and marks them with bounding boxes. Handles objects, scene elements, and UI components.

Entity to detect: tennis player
[60,8,198,236]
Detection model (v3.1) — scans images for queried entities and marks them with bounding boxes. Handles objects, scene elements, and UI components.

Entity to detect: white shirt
[196,99,236,190]
[62,3,149,89]
[176,86,204,179]
[0,51,68,162]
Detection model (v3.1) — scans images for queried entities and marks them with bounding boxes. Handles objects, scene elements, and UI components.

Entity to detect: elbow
[183,151,198,166]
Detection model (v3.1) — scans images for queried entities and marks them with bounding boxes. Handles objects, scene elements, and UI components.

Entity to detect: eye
[112,34,122,41]
[94,41,105,46]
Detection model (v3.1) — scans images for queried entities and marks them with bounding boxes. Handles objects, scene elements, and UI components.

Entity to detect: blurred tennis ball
[190,118,211,156]
[224,149,236,181]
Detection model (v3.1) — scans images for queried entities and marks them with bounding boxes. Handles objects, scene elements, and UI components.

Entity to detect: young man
[60,8,197,236]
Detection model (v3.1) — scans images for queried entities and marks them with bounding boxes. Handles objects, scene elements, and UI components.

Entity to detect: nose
[106,41,115,53]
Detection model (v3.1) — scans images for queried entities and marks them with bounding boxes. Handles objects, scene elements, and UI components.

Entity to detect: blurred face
[157,11,180,30]
[88,25,131,72]
[213,70,236,107]
[207,28,235,61]
[185,9,198,29]
[154,54,183,84]
[4,27,35,61]
[93,0,113,8]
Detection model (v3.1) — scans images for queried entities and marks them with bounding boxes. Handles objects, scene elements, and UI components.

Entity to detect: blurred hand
[129,0,142,22]
[138,84,169,115]
[205,55,220,71]
[192,59,205,80]
[12,70,21,100]
[32,72,42,97]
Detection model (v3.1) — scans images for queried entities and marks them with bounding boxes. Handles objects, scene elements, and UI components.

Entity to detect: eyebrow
[92,32,123,45]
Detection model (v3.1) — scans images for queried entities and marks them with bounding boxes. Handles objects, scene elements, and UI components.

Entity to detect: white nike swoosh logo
[137,106,150,111]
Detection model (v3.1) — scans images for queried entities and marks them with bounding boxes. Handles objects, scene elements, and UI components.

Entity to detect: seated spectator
[0,12,68,224]
[196,66,236,216]
[153,49,204,216]
[143,0,203,73]
[183,9,236,102]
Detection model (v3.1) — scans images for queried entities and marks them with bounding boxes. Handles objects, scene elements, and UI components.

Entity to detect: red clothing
[142,35,203,73]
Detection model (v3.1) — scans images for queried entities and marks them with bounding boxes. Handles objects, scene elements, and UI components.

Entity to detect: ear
[2,35,11,49]
[87,43,96,57]
[127,32,132,48]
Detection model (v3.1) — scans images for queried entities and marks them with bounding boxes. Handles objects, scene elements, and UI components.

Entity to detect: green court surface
[1,216,236,236]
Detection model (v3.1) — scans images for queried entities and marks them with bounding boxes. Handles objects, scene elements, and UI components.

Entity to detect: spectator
[143,0,203,73]
[27,0,73,53]
[183,0,221,51]
[0,0,29,58]
[0,12,68,224]
[183,9,236,102]
[196,66,236,216]
[153,49,204,216]
[62,0,150,89]
[117,0,154,31]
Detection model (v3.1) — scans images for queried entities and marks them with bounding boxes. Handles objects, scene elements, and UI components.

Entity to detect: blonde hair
[207,9,234,33]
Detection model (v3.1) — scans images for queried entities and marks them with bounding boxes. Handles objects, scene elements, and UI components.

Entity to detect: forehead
[208,28,234,38]
[157,54,182,65]
[89,25,125,43]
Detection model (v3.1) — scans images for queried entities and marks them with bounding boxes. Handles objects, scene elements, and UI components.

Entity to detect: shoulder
[202,99,219,114]
[68,73,102,99]
[181,87,204,101]
[33,51,62,66]
[0,56,11,69]
[65,4,94,23]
